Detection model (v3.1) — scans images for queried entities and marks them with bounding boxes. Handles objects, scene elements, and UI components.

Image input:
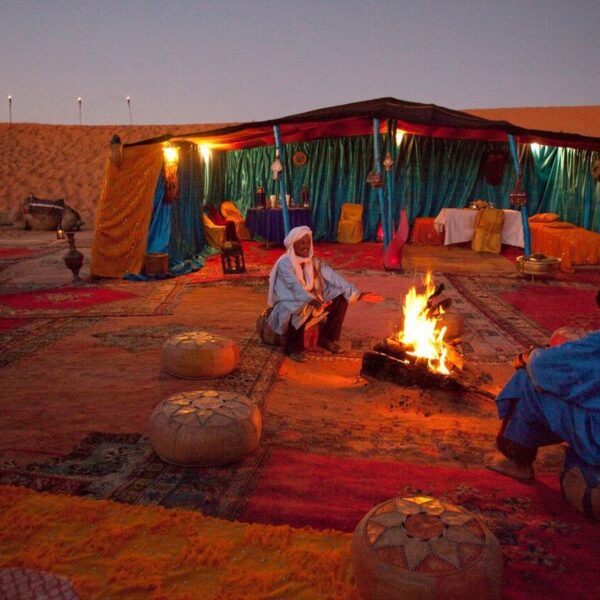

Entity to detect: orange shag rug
[0,485,358,600]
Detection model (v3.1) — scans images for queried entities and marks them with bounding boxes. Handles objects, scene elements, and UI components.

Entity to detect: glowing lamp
[162,144,179,203]
[530,142,540,152]
[396,130,405,146]
[198,144,211,162]
[162,145,178,164]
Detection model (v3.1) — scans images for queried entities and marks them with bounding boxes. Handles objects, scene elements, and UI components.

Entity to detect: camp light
[396,130,404,146]
[198,144,211,162]
[162,144,179,203]
[162,145,178,164]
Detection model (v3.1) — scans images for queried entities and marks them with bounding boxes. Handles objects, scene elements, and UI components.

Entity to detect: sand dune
[0,122,228,229]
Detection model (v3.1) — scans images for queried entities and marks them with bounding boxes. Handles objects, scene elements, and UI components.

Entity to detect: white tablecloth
[433,208,524,247]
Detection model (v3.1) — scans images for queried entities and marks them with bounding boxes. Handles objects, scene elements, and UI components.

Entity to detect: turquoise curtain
[168,142,206,274]
[204,149,226,207]
[146,171,171,254]
[217,134,600,240]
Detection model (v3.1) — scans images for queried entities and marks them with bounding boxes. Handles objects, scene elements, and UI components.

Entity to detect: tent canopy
[128,97,600,152]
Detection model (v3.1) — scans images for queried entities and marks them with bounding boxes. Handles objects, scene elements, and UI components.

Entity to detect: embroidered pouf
[148,390,262,466]
[161,331,239,379]
[351,496,503,600]
[560,447,600,520]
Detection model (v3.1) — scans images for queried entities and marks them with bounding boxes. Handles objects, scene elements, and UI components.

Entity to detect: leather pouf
[560,447,600,520]
[162,331,239,379]
[351,496,503,600]
[256,309,319,348]
[148,390,262,466]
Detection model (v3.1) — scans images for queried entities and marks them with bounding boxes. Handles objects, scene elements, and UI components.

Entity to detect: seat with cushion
[202,213,226,249]
[220,200,251,240]
[471,208,505,253]
[337,203,363,244]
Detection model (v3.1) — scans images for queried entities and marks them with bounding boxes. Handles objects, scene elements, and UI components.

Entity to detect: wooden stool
[409,217,445,246]
[560,447,600,520]
[352,495,502,599]
[148,390,262,466]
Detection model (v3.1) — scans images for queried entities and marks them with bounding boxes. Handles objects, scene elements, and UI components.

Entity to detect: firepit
[361,273,467,392]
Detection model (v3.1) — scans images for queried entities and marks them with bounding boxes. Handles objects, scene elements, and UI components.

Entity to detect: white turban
[268,226,316,306]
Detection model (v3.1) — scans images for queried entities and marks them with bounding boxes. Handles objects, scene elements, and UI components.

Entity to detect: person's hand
[513,348,533,369]
[359,292,384,303]
[309,298,322,309]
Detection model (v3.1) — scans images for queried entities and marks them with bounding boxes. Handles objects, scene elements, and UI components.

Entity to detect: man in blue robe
[488,290,600,481]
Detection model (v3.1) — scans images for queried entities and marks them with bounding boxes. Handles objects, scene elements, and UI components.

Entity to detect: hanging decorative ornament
[383,152,394,172]
[292,150,308,167]
[509,176,528,207]
[271,151,284,180]
[367,171,384,188]
[591,158,600,182]
[482,151,507,186]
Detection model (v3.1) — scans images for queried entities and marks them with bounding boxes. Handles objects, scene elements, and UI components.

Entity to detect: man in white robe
[267,226,361,362]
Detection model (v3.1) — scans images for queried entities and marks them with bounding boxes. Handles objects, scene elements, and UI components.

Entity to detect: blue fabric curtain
[218,135,600,240]
[146,171,171,254]
[167,142,207,275]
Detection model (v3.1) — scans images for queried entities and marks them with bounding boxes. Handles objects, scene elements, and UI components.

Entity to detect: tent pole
[385,119,395,243]
[273,125,291,236]
[508,135,531,257]
[373,119,389,248]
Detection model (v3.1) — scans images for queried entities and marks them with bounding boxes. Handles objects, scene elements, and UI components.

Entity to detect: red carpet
[0,318,30,332]
[0,248,38,259]
[187,241,385,282]
[500,285,600,332]
[0,286,137,312]
[241,448,599,600]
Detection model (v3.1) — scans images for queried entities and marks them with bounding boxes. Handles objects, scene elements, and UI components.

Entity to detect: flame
[398,272,450,375]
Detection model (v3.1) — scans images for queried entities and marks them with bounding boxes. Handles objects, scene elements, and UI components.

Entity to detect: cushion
[544,221,577,229]
[560,447,600,520]
[528,213,560,223]
[351,495,503,599]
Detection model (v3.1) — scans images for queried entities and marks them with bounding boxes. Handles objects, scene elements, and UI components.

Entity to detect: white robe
[267,255,361,335]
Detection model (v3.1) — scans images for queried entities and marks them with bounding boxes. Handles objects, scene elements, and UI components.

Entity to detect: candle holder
[63,231,84,282]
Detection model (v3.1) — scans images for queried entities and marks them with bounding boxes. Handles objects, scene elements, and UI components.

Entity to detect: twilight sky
[2,0,599,125]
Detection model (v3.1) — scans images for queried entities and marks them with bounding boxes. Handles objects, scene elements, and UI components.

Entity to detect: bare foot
[486,455,534,482]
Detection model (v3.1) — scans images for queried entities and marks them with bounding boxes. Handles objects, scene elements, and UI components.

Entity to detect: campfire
[361,273,465,390]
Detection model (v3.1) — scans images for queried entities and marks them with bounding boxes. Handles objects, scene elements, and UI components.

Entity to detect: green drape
[220,134,600,240]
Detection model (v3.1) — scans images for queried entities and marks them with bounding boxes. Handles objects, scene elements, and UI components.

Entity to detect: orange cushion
[544,221,577,229]
[528,213,560,223]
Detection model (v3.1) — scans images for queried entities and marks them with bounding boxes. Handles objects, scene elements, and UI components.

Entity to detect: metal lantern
[221,241,246,274]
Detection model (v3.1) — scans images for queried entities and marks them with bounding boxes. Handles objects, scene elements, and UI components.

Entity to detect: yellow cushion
[472,208,504,253]
[529,213,560,223]
[202,214,226,248]
[545,221,577,229]
[220,201,251,240]
[337,203,363,243]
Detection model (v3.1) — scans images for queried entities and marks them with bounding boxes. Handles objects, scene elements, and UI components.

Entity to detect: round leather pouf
[560,447,600,520]
[162,331,239,379]
[149,390,262,466]
[351,496,503,600]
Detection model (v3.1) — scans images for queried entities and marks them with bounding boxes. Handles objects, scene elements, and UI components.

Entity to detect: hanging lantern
[162,144,179,204]
[271,150,284,180]
[367,171,384,188]
[383,152,394,172]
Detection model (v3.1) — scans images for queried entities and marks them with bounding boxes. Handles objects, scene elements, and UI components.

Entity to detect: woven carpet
[0,485,358,599]
[0,332,284,519]
[0,280,187,318]
[240,448,599,600]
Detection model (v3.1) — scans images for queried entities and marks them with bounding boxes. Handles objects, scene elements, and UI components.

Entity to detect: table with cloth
[245,208,312,246]
[434,208,524,247]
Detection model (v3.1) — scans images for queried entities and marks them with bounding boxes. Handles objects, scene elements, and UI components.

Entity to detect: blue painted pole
[583,172,592,230]
[508,135,531,256]
[385,119,395,243]
[273,125,291,236]
[373,119,389,248]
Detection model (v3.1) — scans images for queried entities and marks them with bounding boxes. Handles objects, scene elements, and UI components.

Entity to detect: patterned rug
[446,274,600,347]
[0,280,187,318]
[0,332,284,518]
[240,448,599,600]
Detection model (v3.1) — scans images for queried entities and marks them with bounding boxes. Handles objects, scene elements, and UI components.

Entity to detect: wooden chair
[471,208,505,253]
[337,203,363,244]
[220,200,251,240]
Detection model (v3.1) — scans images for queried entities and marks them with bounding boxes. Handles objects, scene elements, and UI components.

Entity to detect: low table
[246,207,312,246]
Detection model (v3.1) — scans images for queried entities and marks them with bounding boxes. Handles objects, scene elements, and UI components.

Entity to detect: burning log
[361,338,466,391]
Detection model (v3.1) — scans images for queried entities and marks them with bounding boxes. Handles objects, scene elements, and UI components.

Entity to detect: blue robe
[496,330,600,465]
